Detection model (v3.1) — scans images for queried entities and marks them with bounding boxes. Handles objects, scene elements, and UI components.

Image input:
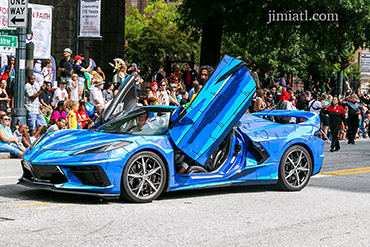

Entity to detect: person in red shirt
[322,97,347,152]
[77,99,94,129]
[182,63,198,92]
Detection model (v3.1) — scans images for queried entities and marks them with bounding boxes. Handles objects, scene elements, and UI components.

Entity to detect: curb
[0,153,11,159]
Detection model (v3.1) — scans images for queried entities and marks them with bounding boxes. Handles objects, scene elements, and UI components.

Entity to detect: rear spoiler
[252,110,320,129]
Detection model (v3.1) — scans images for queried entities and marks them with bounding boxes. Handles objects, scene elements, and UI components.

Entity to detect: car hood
[39,129,135,152]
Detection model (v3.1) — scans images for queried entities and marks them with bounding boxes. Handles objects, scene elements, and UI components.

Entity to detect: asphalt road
[1,139,370,246]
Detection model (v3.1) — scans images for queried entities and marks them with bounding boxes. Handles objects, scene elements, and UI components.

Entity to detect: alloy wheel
[123,152,165,202]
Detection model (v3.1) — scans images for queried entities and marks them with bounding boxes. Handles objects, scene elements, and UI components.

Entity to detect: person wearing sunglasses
[158,81,170,106]
[0,113,26,158]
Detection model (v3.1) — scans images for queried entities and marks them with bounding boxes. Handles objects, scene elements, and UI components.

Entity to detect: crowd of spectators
[250,69,370,152]
[0,47,216,158]
[0,48,120,157]
[0,49,369,158]
[146,64,213,108]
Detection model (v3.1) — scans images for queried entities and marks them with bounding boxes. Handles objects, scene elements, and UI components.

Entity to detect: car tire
[278,145,312,191]
[121,151,167,203]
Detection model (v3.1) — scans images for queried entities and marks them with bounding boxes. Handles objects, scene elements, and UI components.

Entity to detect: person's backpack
[308,100,321,112]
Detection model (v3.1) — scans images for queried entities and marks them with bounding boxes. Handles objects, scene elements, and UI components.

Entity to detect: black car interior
[174,130,236,174]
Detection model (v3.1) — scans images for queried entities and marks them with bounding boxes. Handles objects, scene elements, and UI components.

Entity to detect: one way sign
[8,0,28,28]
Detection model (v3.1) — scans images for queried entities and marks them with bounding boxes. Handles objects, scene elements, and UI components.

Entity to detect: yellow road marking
[14,201,54,207]
[36,204,74,210]
[320,167,370,174]
[320,167,370,177]
[326,170,370,177]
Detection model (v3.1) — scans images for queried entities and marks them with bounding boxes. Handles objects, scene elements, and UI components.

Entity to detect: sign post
[8,1,29,127]
[12,27,27,128]
[8,0,28,28]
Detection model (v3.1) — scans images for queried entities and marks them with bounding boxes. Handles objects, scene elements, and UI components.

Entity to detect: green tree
[125,0,199,80]
[179,0,370,90]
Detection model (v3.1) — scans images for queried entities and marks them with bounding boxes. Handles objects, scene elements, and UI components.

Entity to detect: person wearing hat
[74,55,92,100]
[127,63,138,75]
[129,64,143,97]
[52,80,69,107]
[58,48,74,88]
[90,79,105,107]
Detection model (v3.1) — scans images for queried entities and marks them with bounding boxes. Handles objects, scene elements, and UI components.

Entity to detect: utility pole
[338,69,343,96]
[8,0,29,128]
[12,27,27,128]
[26,8,34,78]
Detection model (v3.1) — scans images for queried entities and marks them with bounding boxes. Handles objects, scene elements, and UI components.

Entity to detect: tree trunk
[337,69,343,96]
[200,14,223,68]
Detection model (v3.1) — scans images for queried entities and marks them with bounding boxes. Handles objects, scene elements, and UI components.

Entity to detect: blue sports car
[19,56,324,203]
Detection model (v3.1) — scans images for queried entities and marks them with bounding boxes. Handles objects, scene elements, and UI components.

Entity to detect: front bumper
[18,178,120,198]
[19,160,121,198]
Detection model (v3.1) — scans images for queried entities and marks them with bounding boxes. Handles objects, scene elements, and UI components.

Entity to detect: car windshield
[97,108,172,135]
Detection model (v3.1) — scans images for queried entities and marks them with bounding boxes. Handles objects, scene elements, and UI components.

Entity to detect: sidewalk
[0,153,10,159]
[0,153,17,159]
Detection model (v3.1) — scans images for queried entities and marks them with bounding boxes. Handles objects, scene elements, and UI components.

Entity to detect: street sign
[8,0,28,28]
[0,30,17,36]
[0,35,18,48]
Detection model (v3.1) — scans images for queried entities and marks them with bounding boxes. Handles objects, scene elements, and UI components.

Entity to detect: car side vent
[251,142,270,165]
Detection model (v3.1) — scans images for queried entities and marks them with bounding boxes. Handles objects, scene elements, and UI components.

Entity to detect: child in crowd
[42,59,53,84]
[67,101,79,129]
[46,117,67,134]
[53,80,68,106]
[71,73,79,102]
[77,100,94,129]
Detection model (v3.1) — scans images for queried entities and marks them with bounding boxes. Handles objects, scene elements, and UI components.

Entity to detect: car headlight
[71,141,131,156]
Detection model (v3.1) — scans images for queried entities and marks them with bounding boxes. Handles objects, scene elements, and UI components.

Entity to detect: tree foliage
[125,0,199,80]
[179,0,370,80]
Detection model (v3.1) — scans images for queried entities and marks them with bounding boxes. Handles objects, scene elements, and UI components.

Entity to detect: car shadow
[158,184,278,201]
[1,183,280,204]
[0,184,111,205]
